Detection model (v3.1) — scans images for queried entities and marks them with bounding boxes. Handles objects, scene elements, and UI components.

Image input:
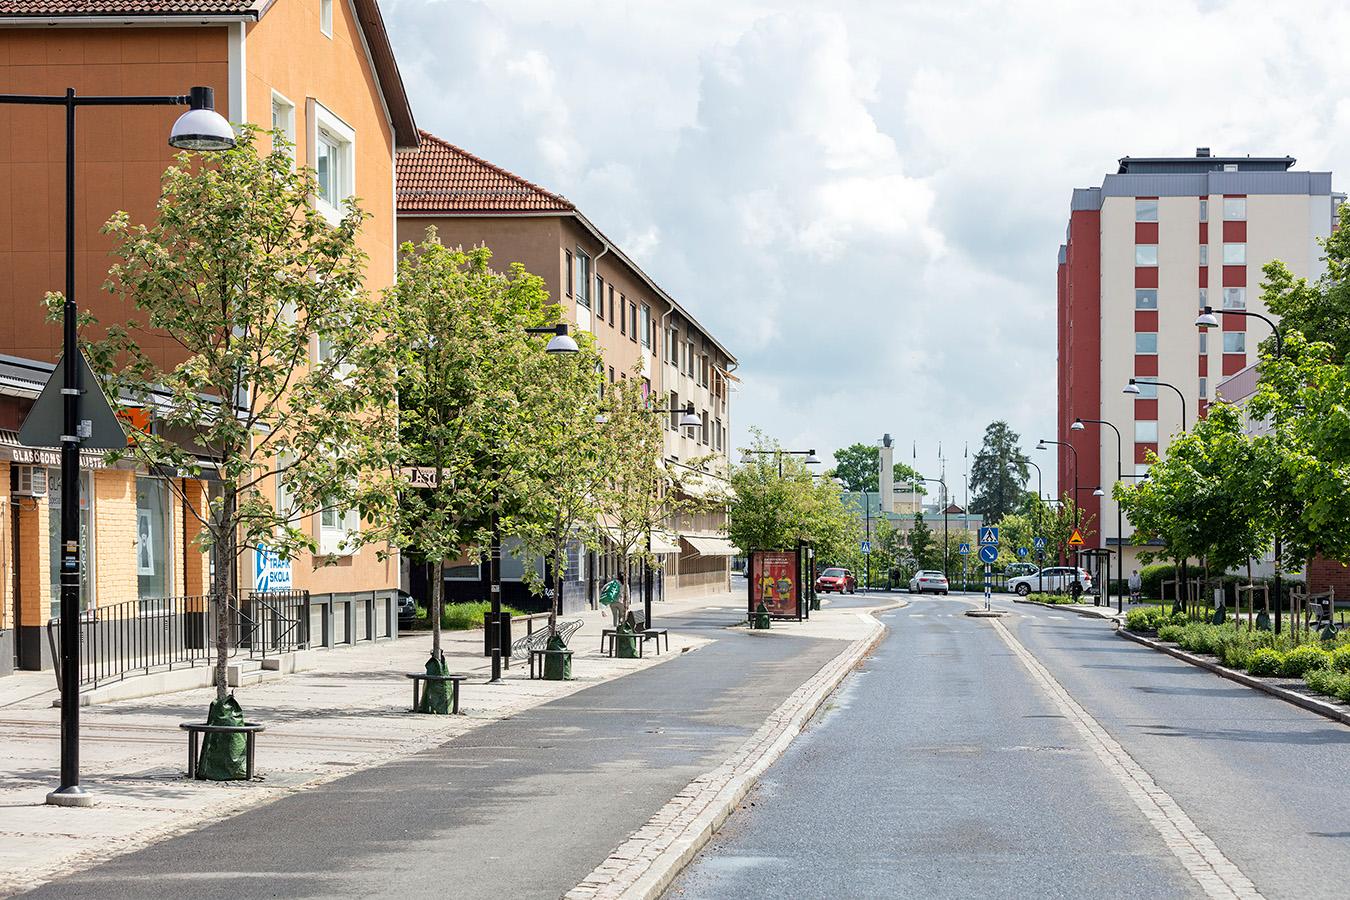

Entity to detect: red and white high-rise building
[1057,148,1341,572]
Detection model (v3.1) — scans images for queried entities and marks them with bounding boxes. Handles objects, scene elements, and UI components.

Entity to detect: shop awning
[650,531,681,555]
[682,534,739,557]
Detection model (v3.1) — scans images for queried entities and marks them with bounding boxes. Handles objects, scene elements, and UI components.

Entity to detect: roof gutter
[0,14,259,26]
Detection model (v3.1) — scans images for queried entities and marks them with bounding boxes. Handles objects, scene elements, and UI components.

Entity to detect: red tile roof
[397,131,573,215]
[0,0,259,15]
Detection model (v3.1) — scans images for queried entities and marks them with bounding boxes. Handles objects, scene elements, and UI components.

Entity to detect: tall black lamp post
[1072,417,1124,613]
[1,86,235,809]
[917,476,949,581]
[1123,378,1188,432]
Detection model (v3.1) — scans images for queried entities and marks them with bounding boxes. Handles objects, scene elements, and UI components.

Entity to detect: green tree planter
[197,694,248,781]
[417,651,451,715]
[615,622,639,658]
[751,601,771,630]
[543,632,573,680]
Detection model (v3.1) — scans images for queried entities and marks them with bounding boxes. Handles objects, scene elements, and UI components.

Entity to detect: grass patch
[1024,593,1082,605]
[442,601,528,630]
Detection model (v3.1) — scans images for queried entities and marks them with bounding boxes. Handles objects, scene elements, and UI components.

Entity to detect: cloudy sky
[385,0,1350,496]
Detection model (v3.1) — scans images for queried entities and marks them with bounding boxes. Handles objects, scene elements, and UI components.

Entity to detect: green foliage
[1025,593,1078,605]
[1247,648,1284,677]
[969,421,1030,524]
[1124,605,1186,632]
[830,443,924,493]
[908,512,937,570]
[441,601,527,630]
[1330,644,1350,674]
[1304,667,1350,702]
[1280,645,1332,678]
[1260,204,1350,362]
[1156,623,1186,644]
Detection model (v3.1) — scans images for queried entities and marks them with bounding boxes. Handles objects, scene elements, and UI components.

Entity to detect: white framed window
[320,0,333,37]
[1133,380,1159,398]
[1199,377,1208,398]
[1135,245,1158,266]
[640,303,651,348]
[1198,288,1207,307]
[1199,198,1208,222]
[1135,289,1157,310]
[1223,164,1239,172]
[1135,420,1159,443]
[1223,197,1246,220]
[1223,287,1246,310]
[270,91,296,159]
[574,250,591,308]
[307,100,355,226]
[136,477,173,607]
[1135,199,1158,222]
[1199,245,1209,266]
[1200,331,1208,354]
[319,500,359,556]
[1223,332,1246,354]
[1135,332,1158,354]
[1223,243,1246,265]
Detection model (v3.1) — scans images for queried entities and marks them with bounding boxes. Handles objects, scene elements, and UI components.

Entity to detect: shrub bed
[442,601,528,630]
[1024,593,1080,605]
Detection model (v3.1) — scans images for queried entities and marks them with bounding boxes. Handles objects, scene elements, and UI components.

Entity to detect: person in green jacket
[600,572,624,628]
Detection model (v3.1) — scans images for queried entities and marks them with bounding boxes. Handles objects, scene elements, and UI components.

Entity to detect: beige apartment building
[396,132,737,609]
[1059,149,1340,575]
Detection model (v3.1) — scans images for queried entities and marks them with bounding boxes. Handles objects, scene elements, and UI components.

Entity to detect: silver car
[908,570,949,595]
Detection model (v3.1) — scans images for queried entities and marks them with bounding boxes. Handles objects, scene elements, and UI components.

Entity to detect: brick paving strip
[565,601,903,900]
[991,618,1264,900]
[1117,628,1350,728]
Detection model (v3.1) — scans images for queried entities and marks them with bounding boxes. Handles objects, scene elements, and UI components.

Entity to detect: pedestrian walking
[600,572,624,628]
[1128,569,1142,604]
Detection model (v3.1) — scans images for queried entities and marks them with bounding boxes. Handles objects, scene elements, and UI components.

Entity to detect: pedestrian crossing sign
[1033,536,1047,549]
[979,526,999,545]
[958,542,971,555]
[1068,529,1085,547]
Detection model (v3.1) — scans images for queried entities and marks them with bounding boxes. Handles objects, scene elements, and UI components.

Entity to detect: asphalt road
[23,602,846,900]
[669,594,1350,899]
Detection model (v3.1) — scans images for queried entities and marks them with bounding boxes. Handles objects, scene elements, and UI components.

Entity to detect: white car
[909,570,949,595]
[1008,566,1093,597]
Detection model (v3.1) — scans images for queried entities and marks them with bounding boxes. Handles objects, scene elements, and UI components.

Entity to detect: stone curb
[1117,628,1350,728]
[1014,597,1121,621]
[565,605,898,900]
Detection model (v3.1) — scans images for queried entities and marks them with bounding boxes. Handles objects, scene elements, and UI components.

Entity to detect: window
[595,276,604,319]
[319,498,360,556]
[1223,164,1238,172]
[1199,331,1208,354]
[309,101,355,225]
[699,355,709,387]
[1199,198,1208,222]
[574,250,591,307]
[1135,199,1158,222]
[640,304,651,348]
[668,327,679,364]
[619,296,626,334]
[48,471,92,618]
[270,92,295,157]
[320,0,332,36]
[1134,289,1158,310]
[1135,245,1158,266]
[608,366,615,383]
[1199,245,1209,266]
[1133,380,1158,398]
[565,251,573,297]
[1199,377,1208,398]
[1223,243,1246,265]
[1135,420,1159,443]
[1223,287,1246,309]
[136,477,171,606]
[1198,288,1207,307]
[669,392,679,430]
[607,287,615,325]
[1135,332,1158,354]
[1223,332,1246,354]
[701,410,709,444]
[715,417,723,451]
[1223,197,1246,221]
[629,302,638,341]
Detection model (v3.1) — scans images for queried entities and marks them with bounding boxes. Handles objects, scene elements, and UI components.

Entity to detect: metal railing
[47,590,310,691]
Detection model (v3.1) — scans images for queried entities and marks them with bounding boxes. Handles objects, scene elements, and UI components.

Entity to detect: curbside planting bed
[1119,607,1350,726]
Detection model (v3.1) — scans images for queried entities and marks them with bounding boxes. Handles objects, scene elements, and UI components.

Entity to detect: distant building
[1058,148,1341,573]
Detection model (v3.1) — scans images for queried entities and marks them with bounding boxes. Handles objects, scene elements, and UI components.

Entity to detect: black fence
[47,591,310,691]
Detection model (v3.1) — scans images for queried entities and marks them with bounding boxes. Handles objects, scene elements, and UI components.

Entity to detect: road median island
[1118,627,1350,729]
[566,601,899,900]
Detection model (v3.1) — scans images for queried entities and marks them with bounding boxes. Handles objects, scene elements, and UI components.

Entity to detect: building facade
[396,133,737,609]
[1058,148,1339,572]
[0,0,418,674]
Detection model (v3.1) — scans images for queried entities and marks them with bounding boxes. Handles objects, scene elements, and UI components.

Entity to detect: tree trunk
[549,542,562,638]
[211,485,238,703]
[430,554,443,657]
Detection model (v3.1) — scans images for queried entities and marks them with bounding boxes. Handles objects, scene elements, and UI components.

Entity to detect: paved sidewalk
[0,592,725,896]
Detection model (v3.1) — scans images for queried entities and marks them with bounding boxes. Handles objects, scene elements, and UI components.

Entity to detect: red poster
[752,551,799,618]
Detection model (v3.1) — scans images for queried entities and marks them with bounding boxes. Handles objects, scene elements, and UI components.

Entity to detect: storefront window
[137,477,172,607]
[48,470,92,620]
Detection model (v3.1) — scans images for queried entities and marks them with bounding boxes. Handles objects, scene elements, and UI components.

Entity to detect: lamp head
[1036,440,1047,451]
[805,450,821,465]
[1092,486,1104,497]
[677,402,701,428]
[1195,306,1219,329]
[1122,379,1141,395]
[168,86,236,151]
[544,323,579,354]
[1070,419,1085,431]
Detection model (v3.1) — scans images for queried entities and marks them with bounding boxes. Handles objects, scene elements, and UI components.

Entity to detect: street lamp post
[0,86,234,809]
[1026,457,1046,594]
[1037,439,1079,568]
[1197,305,1285,632]
[1123,378,1188,432]
[1072,418,1124,613]
[917,477,948,582]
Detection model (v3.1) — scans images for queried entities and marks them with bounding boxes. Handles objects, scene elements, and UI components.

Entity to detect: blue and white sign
[979,526,999,545]
[254,545,293,592]
[957,542,971,556]
[978,544,999,564]
[1033,536,1047,550]
[1017,547,1028,558]
[861,540,871,555]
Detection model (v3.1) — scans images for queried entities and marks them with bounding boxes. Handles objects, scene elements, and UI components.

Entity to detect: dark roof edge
[349,0,418,149]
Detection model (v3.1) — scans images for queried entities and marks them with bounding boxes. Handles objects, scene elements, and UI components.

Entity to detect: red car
[815,567,857,594]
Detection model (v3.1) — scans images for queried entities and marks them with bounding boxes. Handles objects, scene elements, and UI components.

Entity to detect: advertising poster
[750,550,800,619]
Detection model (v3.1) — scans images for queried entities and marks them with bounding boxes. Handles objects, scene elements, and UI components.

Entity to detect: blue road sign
[979,526,999,545]
[1017,547,1028,558]
[861,540,871,554]
[957,542,971,556]
[1033,536,1047,550]
[978,544,998,564]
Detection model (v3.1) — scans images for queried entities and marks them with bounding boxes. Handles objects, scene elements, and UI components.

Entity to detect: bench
[508,618,583,669]
[405,672,468,715]
[600,627,667,656]
[529,647,574,679]
[643,628,669,654]
[179,721,266,781]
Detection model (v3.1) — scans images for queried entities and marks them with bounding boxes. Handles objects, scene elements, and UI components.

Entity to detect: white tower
[879,433,894,514]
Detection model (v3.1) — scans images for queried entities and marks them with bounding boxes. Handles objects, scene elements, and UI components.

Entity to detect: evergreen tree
[970,421,1030,524]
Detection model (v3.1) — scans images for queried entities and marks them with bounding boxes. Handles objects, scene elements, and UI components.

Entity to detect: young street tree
[969,421,1030,524]
[729,430,856,560]
[387,232,558,669]
[78,128,400,707]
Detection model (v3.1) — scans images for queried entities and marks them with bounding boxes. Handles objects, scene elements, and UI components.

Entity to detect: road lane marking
[989,618,1263,900]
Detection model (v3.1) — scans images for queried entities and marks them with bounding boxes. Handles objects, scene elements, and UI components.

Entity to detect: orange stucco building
[0,0,418,673]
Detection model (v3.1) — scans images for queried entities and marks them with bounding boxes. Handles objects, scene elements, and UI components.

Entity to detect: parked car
[909,570,949,595]
[815,567,857,594]
[1007,567,1093,597]
[1003,562,1039,579]
[395,589,420,629]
